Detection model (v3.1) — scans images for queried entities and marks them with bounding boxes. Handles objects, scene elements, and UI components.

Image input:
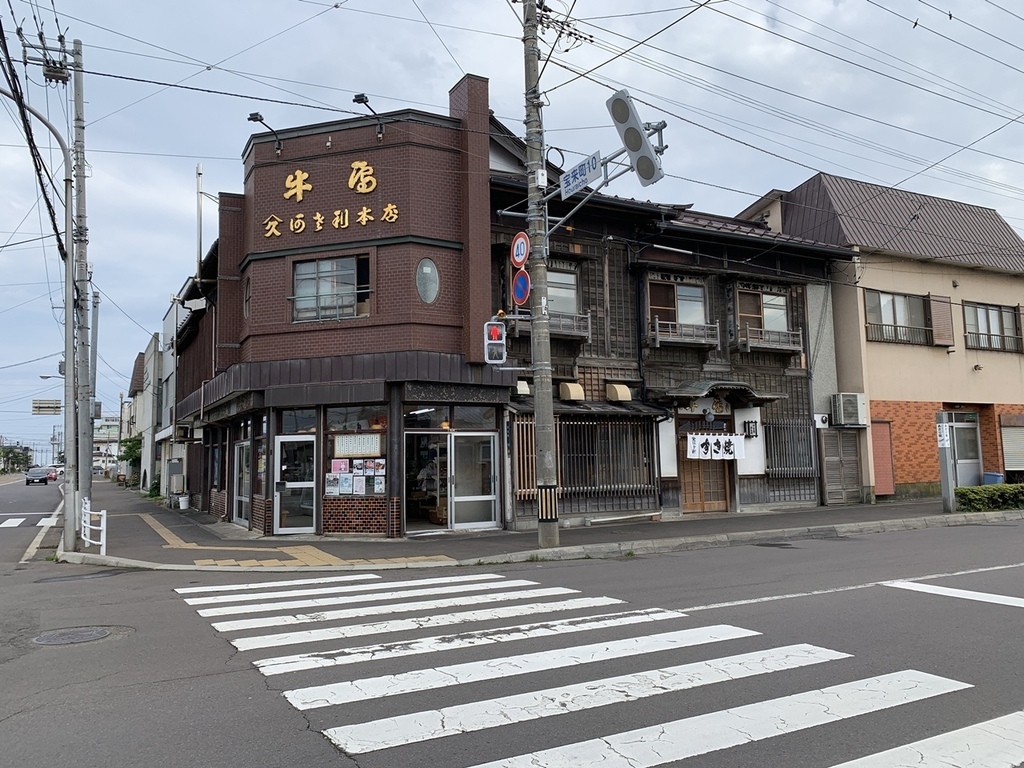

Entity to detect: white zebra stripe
[883,580,1024,609]
[324,643,853,754]
[829,710,1024,767]
[254,608,688,676]
[0,518,25,528]
[231,596,624,651]
[212,586,578,633]
[197,578,539,618]
[184,573,502,605]
[286,624,761,709]
[464,670,971,768]
[175,573,379,594]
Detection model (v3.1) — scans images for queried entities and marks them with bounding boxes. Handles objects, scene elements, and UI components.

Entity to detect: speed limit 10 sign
[510,231,530,268]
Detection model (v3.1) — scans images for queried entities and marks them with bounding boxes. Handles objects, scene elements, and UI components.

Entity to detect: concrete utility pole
[73,39,93,508]
[522,0,559,548]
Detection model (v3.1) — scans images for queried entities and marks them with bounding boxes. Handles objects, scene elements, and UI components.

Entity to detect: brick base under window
[323,496,402,537]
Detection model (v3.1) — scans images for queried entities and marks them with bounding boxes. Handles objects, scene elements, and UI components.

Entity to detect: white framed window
[291,256,370,322]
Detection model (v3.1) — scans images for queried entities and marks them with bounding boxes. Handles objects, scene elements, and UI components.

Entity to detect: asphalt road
[2,513,1024,767]
[0,475,61,564]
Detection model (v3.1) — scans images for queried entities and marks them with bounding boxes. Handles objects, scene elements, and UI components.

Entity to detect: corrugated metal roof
[786,173,1024,272]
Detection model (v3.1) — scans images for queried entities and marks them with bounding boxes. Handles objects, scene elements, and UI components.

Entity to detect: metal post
[73,39,93,507]
[523,0,559,547]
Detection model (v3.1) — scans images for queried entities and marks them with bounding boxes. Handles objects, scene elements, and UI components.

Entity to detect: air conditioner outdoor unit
[831,392,867,427]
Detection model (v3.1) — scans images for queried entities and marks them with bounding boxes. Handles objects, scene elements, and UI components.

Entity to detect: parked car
[46,468,57,481]
[25,467,49,485]
[46,464,64,477]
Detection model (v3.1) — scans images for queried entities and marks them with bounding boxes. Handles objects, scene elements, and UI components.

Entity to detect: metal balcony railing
[650,319,720,348]
[866,323,932,345]
[508,310,591,342]
[965,331,1023,353]
[738,323,803,352]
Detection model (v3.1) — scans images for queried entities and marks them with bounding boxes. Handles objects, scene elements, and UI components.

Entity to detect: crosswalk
[0,516,57,529]
[176,571,1024,766]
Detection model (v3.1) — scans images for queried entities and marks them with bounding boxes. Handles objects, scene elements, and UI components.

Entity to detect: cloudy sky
[2,0,1023,462]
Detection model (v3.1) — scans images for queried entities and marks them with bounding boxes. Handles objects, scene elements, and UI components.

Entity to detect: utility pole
[522,0,559,548]
[72,38,93,506]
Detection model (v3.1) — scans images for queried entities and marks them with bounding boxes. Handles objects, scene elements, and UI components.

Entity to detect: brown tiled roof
[785,173,1024,272]
[670,209,853,254]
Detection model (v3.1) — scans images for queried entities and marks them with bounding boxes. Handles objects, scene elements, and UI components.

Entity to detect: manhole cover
[33,627,111,645]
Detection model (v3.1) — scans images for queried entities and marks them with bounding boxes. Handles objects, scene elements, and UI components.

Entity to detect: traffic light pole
[523,0,559,548]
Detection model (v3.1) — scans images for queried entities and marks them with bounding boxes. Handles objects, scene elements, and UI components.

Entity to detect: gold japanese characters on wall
[262,161,399,238]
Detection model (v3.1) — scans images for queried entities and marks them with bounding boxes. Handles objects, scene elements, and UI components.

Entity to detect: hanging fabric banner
[686,433,745,460]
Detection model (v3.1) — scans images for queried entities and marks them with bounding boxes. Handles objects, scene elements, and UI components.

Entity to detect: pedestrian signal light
[606,88,665,187]
[484,320,507,365]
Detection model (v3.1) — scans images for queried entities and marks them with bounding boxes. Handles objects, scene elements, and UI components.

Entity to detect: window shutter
[928,294,954,347]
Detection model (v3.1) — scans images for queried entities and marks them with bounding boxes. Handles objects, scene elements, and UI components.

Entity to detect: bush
[146,472,162,498]
[955,483,1024,512]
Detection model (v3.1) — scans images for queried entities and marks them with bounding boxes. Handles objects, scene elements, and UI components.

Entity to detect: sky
[3,0,1024,463]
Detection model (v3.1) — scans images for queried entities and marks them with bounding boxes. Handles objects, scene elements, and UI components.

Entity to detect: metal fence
[80,497,107,556]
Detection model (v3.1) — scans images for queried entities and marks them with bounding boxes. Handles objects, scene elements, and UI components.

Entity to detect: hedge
[955,483,1024,512]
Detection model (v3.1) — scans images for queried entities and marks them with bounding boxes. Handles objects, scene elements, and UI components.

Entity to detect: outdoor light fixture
[743,420,759,438]
[353,93,385,142]
[247,112,282,156]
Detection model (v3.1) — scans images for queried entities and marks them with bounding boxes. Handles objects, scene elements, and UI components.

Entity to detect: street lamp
[2,85,78,553]
[247,112,282,156]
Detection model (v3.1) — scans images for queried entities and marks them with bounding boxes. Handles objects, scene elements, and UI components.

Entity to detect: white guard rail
[80,497,107,556]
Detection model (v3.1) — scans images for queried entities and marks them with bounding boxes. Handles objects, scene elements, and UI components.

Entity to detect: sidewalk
[54,477,1024,572]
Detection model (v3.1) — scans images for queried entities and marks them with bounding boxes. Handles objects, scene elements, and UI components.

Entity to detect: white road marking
[255,608,688,676]
[678,560,1024,613]
[212,586,579,633]
[463,670,971,768]
[183,573,502,605]
[829,710,1024,767]
[883,580,1024,608]
[20,501,62,564]
[231,596,624,651]
[286,624,760,710]
[36,517,57,527]
[197,578,539,617]
[324,644,853,754]
[0,518,25,527]
[174,573,380,594]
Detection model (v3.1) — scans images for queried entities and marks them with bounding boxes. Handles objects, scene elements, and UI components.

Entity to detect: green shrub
[146,472,162,498]
[955,483,1024,512]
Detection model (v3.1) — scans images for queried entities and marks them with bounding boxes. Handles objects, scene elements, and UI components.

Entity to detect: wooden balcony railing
[650,319,720,348]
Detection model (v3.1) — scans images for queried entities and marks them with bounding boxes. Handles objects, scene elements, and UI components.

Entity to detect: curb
[53,510,1024,572]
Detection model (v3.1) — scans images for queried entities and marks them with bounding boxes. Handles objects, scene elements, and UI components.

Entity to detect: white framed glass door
[274,435,316,534]
[233,442,251,525]
[449,433,499,529]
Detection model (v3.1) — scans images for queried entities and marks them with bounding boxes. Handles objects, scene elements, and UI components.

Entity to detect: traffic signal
[606,89,664,187]
[483,320,507,365]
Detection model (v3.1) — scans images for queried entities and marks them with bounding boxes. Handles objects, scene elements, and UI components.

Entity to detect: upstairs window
[865,290,929,344]
[547,271,578,315]
[738,289,788,331]
[291,256,370,322]
[649,281,706,325]
[965,302,1022,352]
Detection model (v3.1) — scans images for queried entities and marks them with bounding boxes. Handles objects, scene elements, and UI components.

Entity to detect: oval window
[416,258,439,304]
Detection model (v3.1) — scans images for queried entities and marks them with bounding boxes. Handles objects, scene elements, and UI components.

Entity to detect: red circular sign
[510,232,530,268]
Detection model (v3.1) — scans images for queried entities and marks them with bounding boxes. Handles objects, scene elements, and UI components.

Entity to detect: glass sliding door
[233,442,251,525]
[449,433,499,528]
[274,435,316,533]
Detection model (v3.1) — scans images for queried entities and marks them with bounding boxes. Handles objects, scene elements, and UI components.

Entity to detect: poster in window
[352,475,367,495]
[373,476,386,494]
[331,459,349,473]
[338,474,353,494]
[325,473,341,495]
[352,459,364,475]
[334,433,383,458]
[374,458,386,475]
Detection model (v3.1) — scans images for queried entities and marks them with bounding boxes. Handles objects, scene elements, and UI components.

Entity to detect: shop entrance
[274,435,316,534]
[677,416,732,513]
[405,432,499,531]
[233,442,251,525]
